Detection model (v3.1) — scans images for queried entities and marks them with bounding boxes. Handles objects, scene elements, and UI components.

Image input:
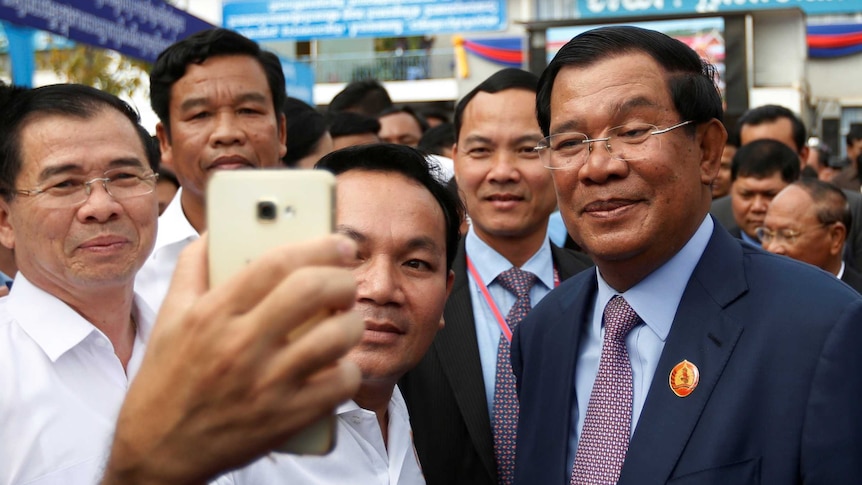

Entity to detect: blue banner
[3,21,34,86]
[0,0,214,63]
[574,0,861,19]
[281,59,315,106]
[223,0,507,41]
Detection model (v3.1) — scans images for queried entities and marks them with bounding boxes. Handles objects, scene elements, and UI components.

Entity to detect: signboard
[282,58,315,106]
[574,0,860,20]
[0,0,214,62]
[549,17,726,97]
[223,0,507,41]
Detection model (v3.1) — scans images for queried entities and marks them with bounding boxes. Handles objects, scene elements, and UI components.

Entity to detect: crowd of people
[0,25,860,485]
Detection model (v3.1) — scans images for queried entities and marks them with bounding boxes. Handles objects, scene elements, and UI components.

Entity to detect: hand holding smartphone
[207,169,338,455]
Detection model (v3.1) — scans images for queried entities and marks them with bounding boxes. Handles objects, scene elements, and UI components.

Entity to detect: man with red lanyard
[399,68,592,485]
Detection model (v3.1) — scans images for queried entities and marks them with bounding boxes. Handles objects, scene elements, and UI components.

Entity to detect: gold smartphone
[207,169,337,455]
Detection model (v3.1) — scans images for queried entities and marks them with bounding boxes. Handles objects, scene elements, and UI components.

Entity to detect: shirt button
[351,415,361,424]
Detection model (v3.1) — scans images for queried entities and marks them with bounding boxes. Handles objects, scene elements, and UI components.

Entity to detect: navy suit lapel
[619,225,748,485]
[513,271,598,484]
[434,241,497,479]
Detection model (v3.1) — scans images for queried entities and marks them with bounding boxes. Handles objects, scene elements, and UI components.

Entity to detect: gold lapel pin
[669,359,699,397]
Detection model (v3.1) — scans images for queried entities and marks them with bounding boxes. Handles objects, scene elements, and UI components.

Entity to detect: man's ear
[0,198,16,251]
[277,112,287,159]
[699,119,728,186]
[155,122,174,172]
[829,222,847,256]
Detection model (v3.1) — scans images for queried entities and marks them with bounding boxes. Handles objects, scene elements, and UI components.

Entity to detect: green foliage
[39,44,151,99]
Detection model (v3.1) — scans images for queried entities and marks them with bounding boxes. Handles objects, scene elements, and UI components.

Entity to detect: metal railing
[298,48,455,83]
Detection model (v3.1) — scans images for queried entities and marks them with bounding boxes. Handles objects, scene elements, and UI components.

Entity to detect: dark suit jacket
[841,264,862,294]
[512,223,862,485]
[400,239,592,485]
[711,191,862,270]
[709,195,741,237]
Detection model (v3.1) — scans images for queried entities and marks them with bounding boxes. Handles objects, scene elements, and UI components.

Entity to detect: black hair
[793,178,851,230]
[731,138,801,183]
[454,68,539,139]
[418,122,455,157]
[536,26,722,137]
[0,84,157,200]
[725,119,740,148]
[327,111,381,138]
[315,143,464,271]
[328,79,393,117]
[282,97,330,167]
[422,108,450,125]
[737,105,807,153]
[378,105,429,133]
[149,28,286,136]
[846,125,862,147]
[810,144,833,169]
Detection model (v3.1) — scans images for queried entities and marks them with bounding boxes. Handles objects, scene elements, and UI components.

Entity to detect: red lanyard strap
[467,256,513,342]
[466,256,560,343]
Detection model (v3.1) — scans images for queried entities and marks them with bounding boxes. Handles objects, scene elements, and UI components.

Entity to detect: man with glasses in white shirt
[0,84,161,484]
[0,84,366,485]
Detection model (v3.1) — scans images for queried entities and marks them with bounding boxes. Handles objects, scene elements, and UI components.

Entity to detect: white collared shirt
[135,188,199,312]
[0,274,154,485]
[230,386,425,485]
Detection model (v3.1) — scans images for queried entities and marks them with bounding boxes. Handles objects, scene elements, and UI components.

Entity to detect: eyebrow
[460,134,493,146]
[336,225,444,258]
[38,158,146,182]
[178,92,269,113]
[461,133,541,147]
[550,96,662,135]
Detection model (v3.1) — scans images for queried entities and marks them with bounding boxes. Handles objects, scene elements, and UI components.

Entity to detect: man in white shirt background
[234,143,461,484]
[136,27,287,311]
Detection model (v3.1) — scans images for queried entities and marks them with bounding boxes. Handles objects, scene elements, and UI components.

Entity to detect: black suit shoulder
[841,265,862,295]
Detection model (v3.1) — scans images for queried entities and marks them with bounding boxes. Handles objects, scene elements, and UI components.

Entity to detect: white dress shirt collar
[595,215,714,341]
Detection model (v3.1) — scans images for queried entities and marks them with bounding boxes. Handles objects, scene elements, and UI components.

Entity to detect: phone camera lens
[257,201,277,221]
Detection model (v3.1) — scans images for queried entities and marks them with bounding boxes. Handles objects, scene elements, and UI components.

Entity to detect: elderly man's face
[761,185,840,271]
[337,169,453,384]
[0,109,158,293]
[546,52,723,290]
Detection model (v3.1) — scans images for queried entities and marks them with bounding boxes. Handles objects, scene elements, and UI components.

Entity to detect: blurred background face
[379,112,423,147]
[761,185,835,270]
[730,173,788,238]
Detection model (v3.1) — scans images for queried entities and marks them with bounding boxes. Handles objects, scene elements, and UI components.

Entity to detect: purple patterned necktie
[571,295,641,485]
[493,267,537,485]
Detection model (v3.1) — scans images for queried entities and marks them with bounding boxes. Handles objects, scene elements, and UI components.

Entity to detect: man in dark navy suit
[513,26,862,485]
